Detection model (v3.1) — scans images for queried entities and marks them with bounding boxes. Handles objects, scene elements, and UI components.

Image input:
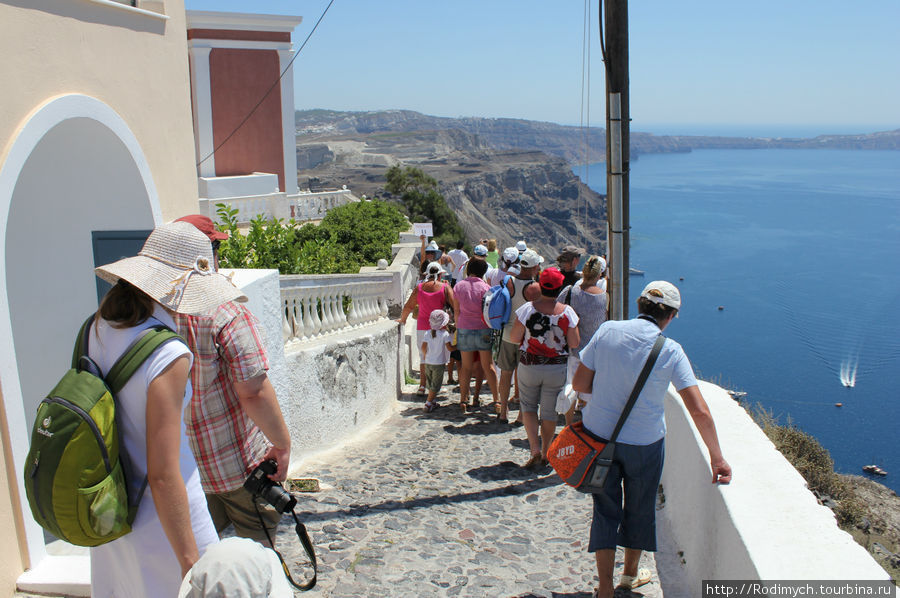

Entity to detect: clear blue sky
[185,0,900,137]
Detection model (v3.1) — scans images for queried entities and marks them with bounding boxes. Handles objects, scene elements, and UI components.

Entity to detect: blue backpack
[482,274,512,330]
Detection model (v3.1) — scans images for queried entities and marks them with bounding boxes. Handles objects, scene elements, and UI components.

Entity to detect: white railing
[201,189,358,225]
[201,194,281,223]
[280,273,393,344]
[288,189,357,221]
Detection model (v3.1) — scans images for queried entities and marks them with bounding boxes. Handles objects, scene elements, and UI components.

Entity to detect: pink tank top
[417,282,447,330]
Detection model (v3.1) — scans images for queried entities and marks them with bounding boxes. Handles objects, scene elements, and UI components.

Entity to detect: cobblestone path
[277,384,663,598]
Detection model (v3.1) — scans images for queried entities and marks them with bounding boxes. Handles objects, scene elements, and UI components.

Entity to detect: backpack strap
[72,314,96,370]
[106,325,183,394]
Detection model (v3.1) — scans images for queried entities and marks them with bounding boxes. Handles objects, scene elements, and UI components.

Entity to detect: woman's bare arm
[145,355,198,578]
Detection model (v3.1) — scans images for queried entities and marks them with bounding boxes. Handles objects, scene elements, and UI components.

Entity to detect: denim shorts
[588,437,665,552]
[456,328,493,352]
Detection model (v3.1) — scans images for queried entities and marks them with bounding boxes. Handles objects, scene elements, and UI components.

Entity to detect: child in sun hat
[420,309,453,412]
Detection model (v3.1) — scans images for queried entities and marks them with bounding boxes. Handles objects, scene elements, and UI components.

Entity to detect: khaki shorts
[423,363,446,392]
[496,340,520,372]
[206,486,283,546]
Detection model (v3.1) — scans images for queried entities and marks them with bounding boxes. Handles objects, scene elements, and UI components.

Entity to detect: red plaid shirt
[176,303,271,494]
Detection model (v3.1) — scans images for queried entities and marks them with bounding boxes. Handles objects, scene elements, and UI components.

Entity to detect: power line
[196,0,337,168]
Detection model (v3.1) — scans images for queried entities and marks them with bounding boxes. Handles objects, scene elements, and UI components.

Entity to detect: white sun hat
[640,280,681,310]
[95,221,246,315]
[178,537,292,597]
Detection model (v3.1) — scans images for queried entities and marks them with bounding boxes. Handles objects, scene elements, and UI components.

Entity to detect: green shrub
[385,165,465,241]
[214,200,406,275]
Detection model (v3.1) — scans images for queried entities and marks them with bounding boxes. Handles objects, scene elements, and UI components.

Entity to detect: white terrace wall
[225,232,420,470]
[656,380,889,592]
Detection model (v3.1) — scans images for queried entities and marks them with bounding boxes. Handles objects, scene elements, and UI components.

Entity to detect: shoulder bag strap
[608,334,666,443]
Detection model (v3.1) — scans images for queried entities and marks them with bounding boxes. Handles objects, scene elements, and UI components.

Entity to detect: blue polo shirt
[579,317,697,445]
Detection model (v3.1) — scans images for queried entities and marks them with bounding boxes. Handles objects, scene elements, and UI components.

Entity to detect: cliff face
[295,126,606,259]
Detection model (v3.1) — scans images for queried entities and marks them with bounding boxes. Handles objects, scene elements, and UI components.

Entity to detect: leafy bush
[214,200,407,275]
[753,406,863,527]
[385,165,465,246]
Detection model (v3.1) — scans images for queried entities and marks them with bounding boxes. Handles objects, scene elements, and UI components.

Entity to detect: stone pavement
[275,383,664,598]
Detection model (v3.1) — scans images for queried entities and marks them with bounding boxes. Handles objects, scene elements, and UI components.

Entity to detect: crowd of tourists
[29,219,730,598]
[402,236,732,598]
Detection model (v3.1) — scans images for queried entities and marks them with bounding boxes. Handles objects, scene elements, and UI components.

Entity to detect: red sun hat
[175,214,229,242]
[539,267,565,291]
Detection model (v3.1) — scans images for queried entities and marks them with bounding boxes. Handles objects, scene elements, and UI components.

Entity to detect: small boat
[717,306,725,311]
[726,390,747,401]
[834,402,842,407]
[629,267,644,276]
[862,465,888,476]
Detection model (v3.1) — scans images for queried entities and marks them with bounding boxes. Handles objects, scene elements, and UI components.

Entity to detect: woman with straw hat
[89,221,247,598]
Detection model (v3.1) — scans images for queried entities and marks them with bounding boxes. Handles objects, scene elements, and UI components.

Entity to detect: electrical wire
[196,0,337,168]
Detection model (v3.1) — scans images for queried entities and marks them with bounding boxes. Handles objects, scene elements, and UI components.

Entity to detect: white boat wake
[839,354,858,388]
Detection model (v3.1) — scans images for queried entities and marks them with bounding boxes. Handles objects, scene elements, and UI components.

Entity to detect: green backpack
[24,314,181,547]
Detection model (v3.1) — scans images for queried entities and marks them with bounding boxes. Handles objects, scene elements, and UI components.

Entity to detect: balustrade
[281,274,392,345]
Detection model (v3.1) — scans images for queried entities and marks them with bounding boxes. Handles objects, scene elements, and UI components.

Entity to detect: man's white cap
[473,244,488,256]
[501,247,519,264]
[640,280,681,310]
[178,537,293,597]
[516,240,528,252]
[519,249,544,268]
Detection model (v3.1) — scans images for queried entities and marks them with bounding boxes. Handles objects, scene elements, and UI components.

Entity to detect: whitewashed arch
[0,94,162,568]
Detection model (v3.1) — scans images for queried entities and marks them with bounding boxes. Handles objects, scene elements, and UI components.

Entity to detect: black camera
[243,459,297,513]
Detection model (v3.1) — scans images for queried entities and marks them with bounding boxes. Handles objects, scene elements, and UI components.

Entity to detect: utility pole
[603,0,630,320]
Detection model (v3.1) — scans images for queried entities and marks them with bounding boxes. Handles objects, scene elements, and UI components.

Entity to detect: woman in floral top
[509,267,579,469]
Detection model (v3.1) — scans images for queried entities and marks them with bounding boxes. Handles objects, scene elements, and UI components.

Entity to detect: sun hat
[174,214,229,242]
[519,249,544,269]
[429,309,450,330]
[95,221,247,315]
[501,247,519,264]
[177,537,292,598]
[516,240,528,253]
[539,267,565,291]
[557,245,586,262]
[473,244,488,257]
[640,280,681,310]
[425,240,440,253]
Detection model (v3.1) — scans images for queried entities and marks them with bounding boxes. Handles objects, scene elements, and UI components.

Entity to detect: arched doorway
[0,94,161,568]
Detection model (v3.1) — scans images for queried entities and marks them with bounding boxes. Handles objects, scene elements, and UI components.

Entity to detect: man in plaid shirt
[175,215,292,544]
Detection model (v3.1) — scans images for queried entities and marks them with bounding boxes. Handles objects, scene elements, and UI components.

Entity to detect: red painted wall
[208,48,285,191]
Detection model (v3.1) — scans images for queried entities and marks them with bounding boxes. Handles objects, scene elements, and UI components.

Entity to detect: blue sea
[575,149,900,491]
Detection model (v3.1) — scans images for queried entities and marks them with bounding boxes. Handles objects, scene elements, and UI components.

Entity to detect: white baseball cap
[501,247,519,264]
[473,244,488,257]
[516,241,528,253]
[640,280,681,310]
[519,249,544,268]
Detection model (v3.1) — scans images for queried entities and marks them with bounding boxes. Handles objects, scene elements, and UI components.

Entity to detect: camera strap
[255,503,318,591]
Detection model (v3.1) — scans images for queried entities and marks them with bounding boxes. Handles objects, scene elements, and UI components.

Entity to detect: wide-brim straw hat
[95,221,247,315]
